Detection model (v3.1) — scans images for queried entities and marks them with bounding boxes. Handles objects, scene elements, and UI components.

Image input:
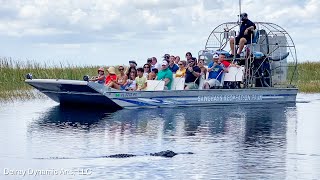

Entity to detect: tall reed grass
[0,57,103,100]
[288,61,320,93]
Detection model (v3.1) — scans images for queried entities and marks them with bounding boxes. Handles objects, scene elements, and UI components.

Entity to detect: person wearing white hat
[156,60,173,90]
[204,54,228,89]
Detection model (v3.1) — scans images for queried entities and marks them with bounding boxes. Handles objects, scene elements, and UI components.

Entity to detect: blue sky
[0,0,319,66]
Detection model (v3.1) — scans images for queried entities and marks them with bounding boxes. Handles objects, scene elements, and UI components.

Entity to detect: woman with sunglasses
[175,60,186,78]
[143,63,151,78]
[108,66,128,90]
[124,71,137,91]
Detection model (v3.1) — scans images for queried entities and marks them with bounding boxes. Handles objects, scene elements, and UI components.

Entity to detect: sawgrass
[289,61,320,93]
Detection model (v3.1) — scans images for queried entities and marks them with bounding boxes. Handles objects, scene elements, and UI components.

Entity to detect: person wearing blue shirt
[168,55,179,73]
[229,13,256,58]
[204,54,228,89]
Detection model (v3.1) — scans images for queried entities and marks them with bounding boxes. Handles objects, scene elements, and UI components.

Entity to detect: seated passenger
[135,68,147,91]
[90,67,105,84]
[156,60,173,90]
[174,56,180,64]
[108,66,128,90]
[197,58,207,79]
[125,60,137,77]
[105,66,117,86]
[123,71,137,91]
[203,54,228,89]
[148,68,158,80]
[168,55,179,73]
[185,52,193,62]
[184,58,201,89]
[143,63,151,78]
[151,57,161,71]
[175,60,186,78]
[219,54,240,68]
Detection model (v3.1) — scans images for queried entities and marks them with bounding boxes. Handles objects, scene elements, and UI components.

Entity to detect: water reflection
[4,95,320,179]
[28,105,115,131]
[22,102,302,179]
[28,103,296,140]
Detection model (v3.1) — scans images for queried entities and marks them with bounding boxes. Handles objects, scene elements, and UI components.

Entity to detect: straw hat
[107,66,116,74]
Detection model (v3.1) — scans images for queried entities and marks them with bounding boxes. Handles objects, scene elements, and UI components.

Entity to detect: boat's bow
[25,79,120,108]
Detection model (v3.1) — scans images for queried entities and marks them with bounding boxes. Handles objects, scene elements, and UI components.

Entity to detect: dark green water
[0,94,319,179]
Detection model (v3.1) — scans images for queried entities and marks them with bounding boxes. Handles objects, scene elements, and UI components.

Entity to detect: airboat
[25,18,298,109]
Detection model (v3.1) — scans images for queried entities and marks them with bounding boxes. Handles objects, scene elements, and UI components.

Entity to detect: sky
[0,0,319,67]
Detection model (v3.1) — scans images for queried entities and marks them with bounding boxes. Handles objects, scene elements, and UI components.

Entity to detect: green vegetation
[0,58,103,100]
[289,62,320,93]
[0,58,319,100]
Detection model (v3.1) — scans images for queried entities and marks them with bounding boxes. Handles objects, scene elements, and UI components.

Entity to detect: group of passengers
[90,52,238,91]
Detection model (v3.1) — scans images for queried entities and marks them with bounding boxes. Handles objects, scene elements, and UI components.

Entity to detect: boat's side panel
[100,88,298,109]
[26,79,120,108]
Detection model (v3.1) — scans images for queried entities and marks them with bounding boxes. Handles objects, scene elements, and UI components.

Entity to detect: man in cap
[229,13,256,59]
[129,60,137,67]
[163,54,170,61]
[204,54,228,89]
[156,60,173,90]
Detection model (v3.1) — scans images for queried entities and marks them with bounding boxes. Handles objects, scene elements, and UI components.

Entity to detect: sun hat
[107,66,116,74]
[98,67,104,72]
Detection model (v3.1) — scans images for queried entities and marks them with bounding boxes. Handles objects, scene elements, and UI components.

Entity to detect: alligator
[35,150,193,159]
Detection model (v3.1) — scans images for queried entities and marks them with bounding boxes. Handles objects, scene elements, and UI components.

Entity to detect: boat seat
[224,66,245,82]
[146,80,165,91]
[222,66,245,89]
[172,77,185,90]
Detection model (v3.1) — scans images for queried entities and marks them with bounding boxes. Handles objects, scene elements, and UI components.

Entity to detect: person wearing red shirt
[105,66,117,86]
[219,54,240,68]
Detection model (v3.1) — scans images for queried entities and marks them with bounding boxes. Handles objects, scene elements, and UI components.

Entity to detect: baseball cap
[129,60,137,66]
[213,54,219,59]
[162,54,170,59]
[162,60,168,66]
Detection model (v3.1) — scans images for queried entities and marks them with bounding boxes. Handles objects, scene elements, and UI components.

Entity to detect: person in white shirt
[151,57,161,71]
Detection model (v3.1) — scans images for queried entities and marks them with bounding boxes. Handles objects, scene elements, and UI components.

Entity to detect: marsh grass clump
[288,61,320,93]
[0,57,102,99]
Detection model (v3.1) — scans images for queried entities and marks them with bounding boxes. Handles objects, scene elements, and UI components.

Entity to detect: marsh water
[0,94,320,179]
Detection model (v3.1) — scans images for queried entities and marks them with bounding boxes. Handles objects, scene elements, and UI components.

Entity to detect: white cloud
[0,0,319,65]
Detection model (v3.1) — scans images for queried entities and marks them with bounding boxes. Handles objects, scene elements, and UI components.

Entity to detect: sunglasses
[178,63,183,65]
[144,66,150,68]
[119,68,124,71]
